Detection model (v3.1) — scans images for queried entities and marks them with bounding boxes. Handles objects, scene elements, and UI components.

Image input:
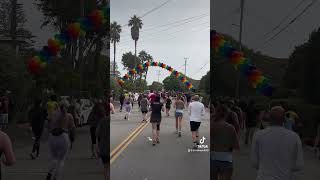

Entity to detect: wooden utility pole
[235,0,245,99]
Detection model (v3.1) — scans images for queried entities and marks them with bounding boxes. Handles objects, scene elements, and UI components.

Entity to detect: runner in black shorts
[149,96,164,146]
[190,121,201,132]
[188,95,205,149]
[140,95,149,123]
[165,95,172,117]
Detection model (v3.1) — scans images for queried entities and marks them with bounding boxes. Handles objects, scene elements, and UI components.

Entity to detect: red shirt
[148,93,156,103]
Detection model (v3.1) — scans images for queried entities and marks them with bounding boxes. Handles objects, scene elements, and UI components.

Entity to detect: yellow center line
[110,121,150,165]
[110,120,146,157]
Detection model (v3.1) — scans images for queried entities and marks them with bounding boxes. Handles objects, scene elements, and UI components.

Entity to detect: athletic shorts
[141,110,148,114]
[190,121,201,131]
[175,112,183,118]
[211,160,233,173]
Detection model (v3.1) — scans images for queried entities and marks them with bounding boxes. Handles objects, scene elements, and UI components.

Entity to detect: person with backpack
[140,94,149,123]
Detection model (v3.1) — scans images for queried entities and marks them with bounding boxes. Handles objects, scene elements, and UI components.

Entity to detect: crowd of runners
[110,90,206,148]
[210,97,313,180]
[0,93,109,180]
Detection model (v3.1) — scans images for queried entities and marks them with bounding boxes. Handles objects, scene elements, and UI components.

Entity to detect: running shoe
[178,132,181,137]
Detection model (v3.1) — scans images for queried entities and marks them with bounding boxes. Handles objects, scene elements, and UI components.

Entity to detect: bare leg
[175,117,178,133]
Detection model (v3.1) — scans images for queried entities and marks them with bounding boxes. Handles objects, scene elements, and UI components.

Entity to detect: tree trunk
[113,41,116,77]
[10,0,17,51]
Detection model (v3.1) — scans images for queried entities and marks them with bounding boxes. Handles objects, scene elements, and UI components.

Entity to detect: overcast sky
[111,0,210,84]
[212,0,320,58]
[21,0,320,84]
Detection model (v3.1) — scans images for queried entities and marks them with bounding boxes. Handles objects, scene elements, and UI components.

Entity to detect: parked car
[79,99,93,126]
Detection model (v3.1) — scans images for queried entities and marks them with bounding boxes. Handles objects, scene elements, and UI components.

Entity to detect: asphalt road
[110,103,320,180]
[2,126,104,180]
[110,104,210,180]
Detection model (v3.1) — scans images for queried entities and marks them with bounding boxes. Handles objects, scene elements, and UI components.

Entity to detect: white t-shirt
[251,126,304,180]
[188,101,205,122]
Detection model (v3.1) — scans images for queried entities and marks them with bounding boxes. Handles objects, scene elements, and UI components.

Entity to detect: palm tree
[128,15,143,65]
[110,21,122,76]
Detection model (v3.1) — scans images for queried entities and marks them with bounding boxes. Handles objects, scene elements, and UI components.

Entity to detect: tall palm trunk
[113,41,116,77]
[134,40,137,80]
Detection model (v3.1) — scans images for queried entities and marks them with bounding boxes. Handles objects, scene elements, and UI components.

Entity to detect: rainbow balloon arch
[117,61,196,92]
[211,30,274,97]
[27,5,110,75]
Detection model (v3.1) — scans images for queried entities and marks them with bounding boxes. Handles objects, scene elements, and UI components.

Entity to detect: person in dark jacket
[29,98,47,159]
[87,103,104,159]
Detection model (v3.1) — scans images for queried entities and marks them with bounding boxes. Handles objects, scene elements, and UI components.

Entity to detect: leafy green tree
[0,0,35,53]
[149,81,163,92]
[138,50,153,80]
[302,28,320,104]
[163,75,187,92]
[121,52,140,79]
[199,71,210,94]
[0,47,33,123]
[283,44,307,90]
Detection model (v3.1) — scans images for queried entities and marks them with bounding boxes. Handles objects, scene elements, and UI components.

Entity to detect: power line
[262,0,309,38]
[192,60,210,76]
[140,0,173,18]
[121,0,173,27]
[116,25,209,52]
[118,14,209,43]
[117,21,209,49]
[142,13,208,32]
[256,0,318,51]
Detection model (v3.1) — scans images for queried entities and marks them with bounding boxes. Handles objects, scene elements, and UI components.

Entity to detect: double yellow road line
[110,119,150,164]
